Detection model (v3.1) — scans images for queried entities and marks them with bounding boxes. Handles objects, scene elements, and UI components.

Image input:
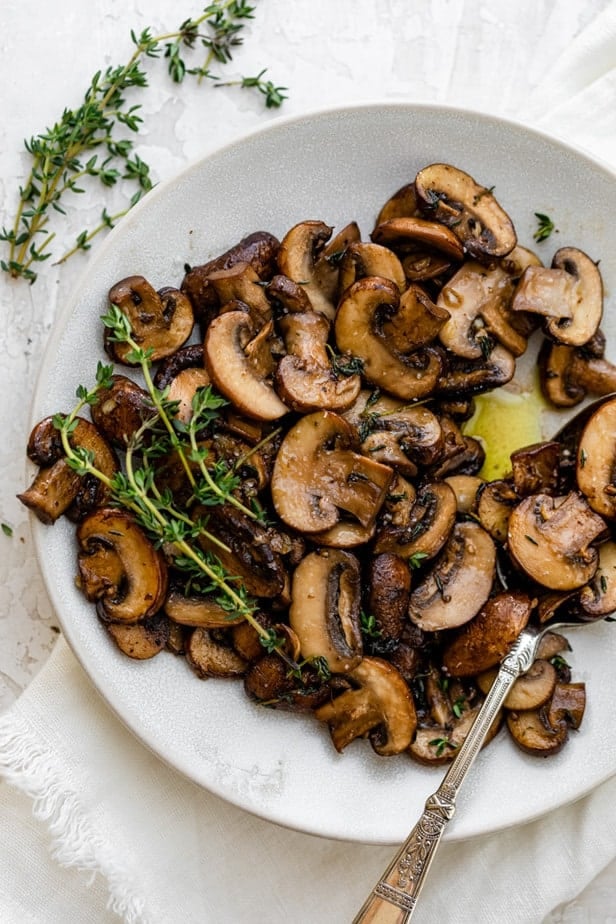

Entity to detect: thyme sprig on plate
[52,312,291,658]
[1,1,287,283]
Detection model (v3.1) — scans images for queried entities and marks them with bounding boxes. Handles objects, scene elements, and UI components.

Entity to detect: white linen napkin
[2,7,616,924]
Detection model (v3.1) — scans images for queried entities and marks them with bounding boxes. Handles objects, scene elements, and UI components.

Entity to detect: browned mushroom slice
[343,390,443,475]
[289,548,363,673]
[338,242,406,294]
[206,262,272,321]
[265,274,313,314]
[475,479,518,543]
[437,261,526,359]
[371,215,465,261]
[578,540,616,618]
[382,284,450,350]
[153,343,205,389]
[274,309,361,412]
[244,652,342,711]
[271,410,393,534]
[105,611,170,660]
[19,416,119,524]
[441,590,534,676]
[408,521,496,631]
[547,681,586,729]
[181,230,280,325]
[315,657,417,756]
[276,220,337,319]
[512,248,603,347]
[409,705,501,766]
[197,504,287,599]
[436,343,516,396]
[204,310,288,421]
[507,492,606,590]
[506,707,568,756]
[510,441,560,497]
[186,628,248,678]
[539,336,616,408]
[374,481,457,563]
[164,591,245,628]
[309,521,377,549]
[414,163,517,260]
[166,368,212,425]
[76,508,168,623]
[444,474,483,514]
[366,553,412,645]
[107,276,194,364]
[576,397,616,519]
[374,182,419,227]
[90,374,154,447]
[335,277,444,401]
[477,659,557,711]
[312,221,362,303]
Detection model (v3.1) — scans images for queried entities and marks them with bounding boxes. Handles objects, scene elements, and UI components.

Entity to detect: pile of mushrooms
[20,162,616,765]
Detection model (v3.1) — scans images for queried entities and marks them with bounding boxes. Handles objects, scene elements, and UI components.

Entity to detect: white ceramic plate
[30,103,616,845]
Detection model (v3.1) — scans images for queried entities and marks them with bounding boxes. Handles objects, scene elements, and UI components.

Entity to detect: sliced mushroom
[539,336,616,408]
[107,276,194,364]
[76,508,168,623]
[344,390,444,475]
[186,627,248,678]
[507,681,585,756]
[373,183,419,227]
[204,310,288,421]
[315,657,417,756]
[338,242,406,294]
[166,368,212,425]
[90,374,154,447]
[312,221,362,304]
[375,481,457,562]
[475,479,518,543]
[244,652,341,711]
[444,474,484,514]
[441,590,534,676]
[289,548,363,673]
[408,521,496,631]
[153,343,205,389]
[371,216,465,262]
[19,416,119,524]
[415,163,517,259]
[507,492,606,590]
[380,284,450,350]
[196,504,287,599]
[335,277,444,400]
[477,658,557,710]
[105,611,170,660]
[271,411,393,534]
[274,309,361,412]
[510,441,560,497]
[409,705,501,766]
[512,248,603,347]
[436,343,516,396]
[576,397,616,519]
[164,591,245,627]
[578,539,616,618]
[206,262,272,321]
[181,230,280,325]
[276,220,337,318]
[265,274,313,314]
[366,553,412,645]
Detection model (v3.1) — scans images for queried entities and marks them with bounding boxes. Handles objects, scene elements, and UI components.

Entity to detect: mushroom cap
[271,410,393,534]
[335,276,444,401]
[507,492,606,590]
[315,656,417,756]
[76,508,168,624]
[276,220,337,318]
[415,163,517,259]
[204,310,289,421]
[371,215,465,261]
[576,397,616,519]
[107,276,194,363]
[289,548,363,674]
[545,248,603,346]
[408,521,496,631]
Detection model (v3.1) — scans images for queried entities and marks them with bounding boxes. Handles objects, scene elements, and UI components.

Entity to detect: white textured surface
[2,0,616,920]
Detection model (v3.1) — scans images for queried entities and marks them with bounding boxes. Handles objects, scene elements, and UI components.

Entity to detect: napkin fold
[3,5,616,923]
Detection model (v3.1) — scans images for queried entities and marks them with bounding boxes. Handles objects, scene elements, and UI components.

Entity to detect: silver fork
[352,612,603,923]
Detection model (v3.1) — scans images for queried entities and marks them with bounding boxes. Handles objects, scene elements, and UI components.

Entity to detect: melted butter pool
[463,373,551,481]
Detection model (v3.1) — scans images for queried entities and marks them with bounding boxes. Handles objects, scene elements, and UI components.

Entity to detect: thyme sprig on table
[52,310,291,659]
[1,1,287,283]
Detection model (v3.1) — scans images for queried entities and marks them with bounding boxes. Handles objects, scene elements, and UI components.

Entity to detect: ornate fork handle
[353,628,542,923]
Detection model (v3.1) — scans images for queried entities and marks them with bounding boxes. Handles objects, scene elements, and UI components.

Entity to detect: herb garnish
[1,2,287,283]
[428,736,458,757]
[533,212,557,243]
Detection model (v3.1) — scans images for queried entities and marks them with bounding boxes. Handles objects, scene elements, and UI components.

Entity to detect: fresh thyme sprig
[533,211,557,243]
[1,2,287,283]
